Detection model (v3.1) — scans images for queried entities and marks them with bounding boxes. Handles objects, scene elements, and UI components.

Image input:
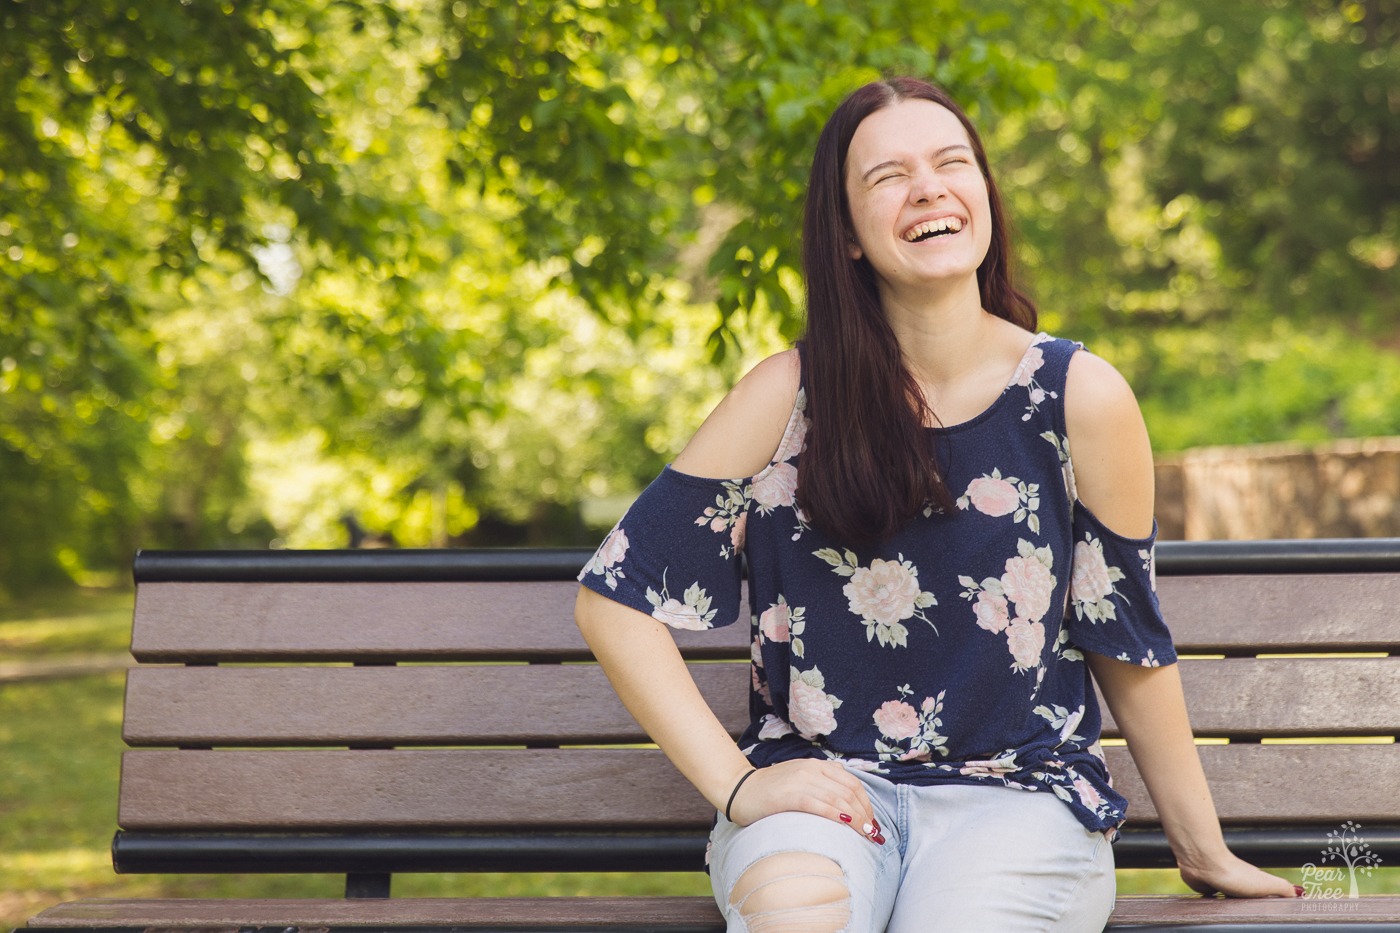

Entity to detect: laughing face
[843,98,993,302]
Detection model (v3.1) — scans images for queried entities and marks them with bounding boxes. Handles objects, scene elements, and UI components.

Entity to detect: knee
[729,852,851,933]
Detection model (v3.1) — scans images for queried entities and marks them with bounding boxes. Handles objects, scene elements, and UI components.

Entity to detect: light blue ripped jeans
[708,769,1116,933]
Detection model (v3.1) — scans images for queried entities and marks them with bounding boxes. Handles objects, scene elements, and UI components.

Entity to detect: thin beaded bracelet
[724,768,758,822]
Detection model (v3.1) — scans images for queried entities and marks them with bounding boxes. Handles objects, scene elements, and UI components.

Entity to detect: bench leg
[346,872,391,898]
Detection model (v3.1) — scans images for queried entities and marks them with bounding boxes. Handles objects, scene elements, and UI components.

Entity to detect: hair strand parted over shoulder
[797,77,1037,545]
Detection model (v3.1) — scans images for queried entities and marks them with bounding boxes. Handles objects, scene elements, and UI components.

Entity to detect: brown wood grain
[130,580,751,663]
[130,573,1400,665]
[1108,894,1400,923]
[25,896,725,929]
[28,892,1400,929]
[121,657,1399,747]
[117,744,1400,830]
[1157,572,1400,653]
[1101,657,1400,738]
[122,663,751,746]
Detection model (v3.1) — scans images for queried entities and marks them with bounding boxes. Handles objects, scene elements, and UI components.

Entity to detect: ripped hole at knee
[730,852,851,933]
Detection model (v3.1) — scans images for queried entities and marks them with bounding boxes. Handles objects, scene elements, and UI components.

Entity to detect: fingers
[1180,858,1305,899]
[801,760,882,843]
[728,760,885,845]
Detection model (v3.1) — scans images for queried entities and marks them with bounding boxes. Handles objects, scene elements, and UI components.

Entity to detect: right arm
[574,350,878,834]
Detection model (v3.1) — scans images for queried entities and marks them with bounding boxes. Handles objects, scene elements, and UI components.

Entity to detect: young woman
[575,77,1299,932]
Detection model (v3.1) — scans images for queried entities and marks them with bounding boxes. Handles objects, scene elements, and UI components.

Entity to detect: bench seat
[25,894,1400,930]
[14,540,1400,932]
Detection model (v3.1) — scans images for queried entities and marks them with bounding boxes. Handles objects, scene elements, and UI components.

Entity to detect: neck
[878,274,995,387]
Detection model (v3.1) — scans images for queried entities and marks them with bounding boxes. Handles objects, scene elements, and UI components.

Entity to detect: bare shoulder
[1065,350,1140,425]
[1064,349,1156,538]
[671,349,802,480]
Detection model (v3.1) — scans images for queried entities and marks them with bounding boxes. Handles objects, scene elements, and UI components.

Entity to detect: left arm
[1066,352,1298,898]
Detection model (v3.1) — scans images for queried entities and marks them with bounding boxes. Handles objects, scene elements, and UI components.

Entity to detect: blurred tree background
[1,0,1396,596]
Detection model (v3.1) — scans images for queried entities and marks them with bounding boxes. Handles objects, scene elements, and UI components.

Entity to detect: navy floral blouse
[578,334,1177,838]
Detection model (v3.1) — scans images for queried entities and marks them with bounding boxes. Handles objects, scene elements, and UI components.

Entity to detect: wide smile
[902,216,965,243]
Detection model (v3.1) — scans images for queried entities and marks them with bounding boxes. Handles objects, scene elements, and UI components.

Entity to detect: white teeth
[904,217,964,242]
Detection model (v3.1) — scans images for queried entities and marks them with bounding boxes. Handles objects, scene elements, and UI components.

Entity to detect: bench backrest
[116,541,1400,880]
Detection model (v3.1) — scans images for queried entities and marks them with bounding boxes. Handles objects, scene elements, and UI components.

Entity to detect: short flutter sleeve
[1063,503,1178,667]
[577,466,747,631]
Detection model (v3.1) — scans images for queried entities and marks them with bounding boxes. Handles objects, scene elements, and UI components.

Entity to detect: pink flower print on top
[963,475,1020,517]
[957,469,1043,533]
[1006,618,1047,673]
[750,637,772,705]
[815,549,939,648]
[873,686,949,761]
[652,597,709,630]
[759,601,791,642]
[846,560,920,626]
[759,595,808,656]
[1011,345,1045,387]
[1072,773,1104,810]
[961,541,1055,673]
[696,479,750,559]
[751,461,798,512]
[972,589,1010,634]
[1070,533,1127,623]
[645,573,718,631]
[788,667,841,739]
[872,700,922,741]
[1017,335,1059,422]
[756,712,794,741]
[958,752,1021,780]
[758,390,813,543]
[583,526,629,590]
[1000,540,1057,622]
[778,403,809,463]
[1071,541,1114,602]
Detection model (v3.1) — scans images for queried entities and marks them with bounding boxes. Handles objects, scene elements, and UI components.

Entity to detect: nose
[909,166,947,204]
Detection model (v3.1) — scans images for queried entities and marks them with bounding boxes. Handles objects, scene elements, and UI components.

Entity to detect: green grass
[0,588,134,659]
[2,588,1396,930]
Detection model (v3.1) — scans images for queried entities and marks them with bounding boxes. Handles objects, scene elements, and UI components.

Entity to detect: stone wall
[1154,437,1400,540]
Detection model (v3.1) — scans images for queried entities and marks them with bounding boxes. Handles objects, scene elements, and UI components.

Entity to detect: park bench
[16,539,1400,932]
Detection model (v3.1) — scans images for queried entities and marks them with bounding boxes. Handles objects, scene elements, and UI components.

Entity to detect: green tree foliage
[422,0,1100,348]
[0,0,1395,593]
[0,0,397,587]
[997,0,1400,447]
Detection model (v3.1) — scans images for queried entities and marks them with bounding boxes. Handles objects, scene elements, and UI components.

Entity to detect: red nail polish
[873,833,886,845]
[1293,885,1305,898]
[839,813,852,824]
[872,817,881,832]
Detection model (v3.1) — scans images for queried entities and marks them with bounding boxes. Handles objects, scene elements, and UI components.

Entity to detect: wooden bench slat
[29,893,1400,930]
[25,896,725,929]
[122,663,751,746]
[1117,656,1400,738]
[122,657,1400,747]
[1107,894,1400,924]
[117,745,1400,830]
[131,574,1400,664]
[1158,573,1400,652]
[130,581,750,663]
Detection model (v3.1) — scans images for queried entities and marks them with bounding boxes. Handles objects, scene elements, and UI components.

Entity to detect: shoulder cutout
[1064,351,1155,538]
[671,349,802,480]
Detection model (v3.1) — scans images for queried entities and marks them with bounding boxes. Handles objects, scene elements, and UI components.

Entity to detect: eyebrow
[860,144,975,182]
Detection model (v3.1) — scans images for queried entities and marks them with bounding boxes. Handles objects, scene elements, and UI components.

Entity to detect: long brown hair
[798,77,1037,544]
